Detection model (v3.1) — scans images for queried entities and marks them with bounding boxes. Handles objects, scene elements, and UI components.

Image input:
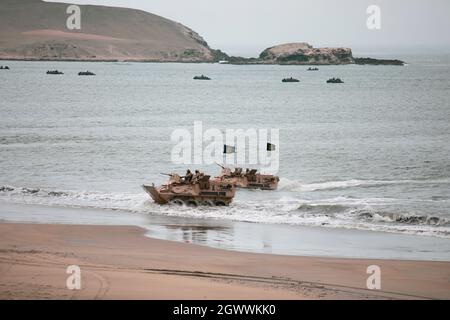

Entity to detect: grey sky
[47,0,450,56]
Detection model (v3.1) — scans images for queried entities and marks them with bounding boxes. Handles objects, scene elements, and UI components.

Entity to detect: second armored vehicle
[217,166,280,190]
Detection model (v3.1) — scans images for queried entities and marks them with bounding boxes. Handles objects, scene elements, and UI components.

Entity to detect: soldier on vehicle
[184,169,193,183]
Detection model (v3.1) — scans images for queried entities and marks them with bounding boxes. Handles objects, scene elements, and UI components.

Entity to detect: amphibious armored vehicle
[326,77,344,83]
[193,75,211,80]
[47,70,64,75]
[78,71,96,76]
[143,173,235,206]
[282,77,300,83]
[216,166,280,190]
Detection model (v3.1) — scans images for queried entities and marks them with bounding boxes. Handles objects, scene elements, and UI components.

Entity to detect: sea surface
[1,54,450,240]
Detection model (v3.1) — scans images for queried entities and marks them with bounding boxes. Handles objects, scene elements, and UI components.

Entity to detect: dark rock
[354,57,405,66]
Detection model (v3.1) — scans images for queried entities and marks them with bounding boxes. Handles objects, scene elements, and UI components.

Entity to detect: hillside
[0,0,216,61]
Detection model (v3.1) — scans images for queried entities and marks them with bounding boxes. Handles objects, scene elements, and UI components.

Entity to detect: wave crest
[279,178,450,192]
[1,184,449,238]
[296,203,350,214]
[358,210,449,226]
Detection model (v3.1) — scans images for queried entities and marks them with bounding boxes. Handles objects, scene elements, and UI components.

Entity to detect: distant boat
[193,75,211,80]
[218,60,229,64]
[78,71,96,76]
[326,77,344,83]
[0,66,9,70]
[282,77,300,83]
[46,70,64,75]
[307,67,319,71]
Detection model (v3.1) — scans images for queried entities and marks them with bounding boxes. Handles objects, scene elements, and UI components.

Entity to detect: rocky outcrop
[259,43,353,65]
[224,43,404,66]
[354,57,405,66]
[224,43,353,65]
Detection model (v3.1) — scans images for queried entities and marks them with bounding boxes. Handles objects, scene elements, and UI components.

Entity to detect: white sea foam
[278,177,450,192]
[1,184,449,238]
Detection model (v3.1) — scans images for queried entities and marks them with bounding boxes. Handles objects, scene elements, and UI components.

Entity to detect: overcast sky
[47,0,450,56]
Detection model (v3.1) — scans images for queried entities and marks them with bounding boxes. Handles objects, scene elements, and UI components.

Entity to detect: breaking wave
[0,185,147,212]
[1,184,449,238]
[357,210,449,226]
[296,203,350,214]
[278,178,450,192]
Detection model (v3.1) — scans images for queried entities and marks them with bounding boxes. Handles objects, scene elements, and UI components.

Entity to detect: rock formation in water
[225,43,404,66]
[259,43,354,65]
[354,57,405,66]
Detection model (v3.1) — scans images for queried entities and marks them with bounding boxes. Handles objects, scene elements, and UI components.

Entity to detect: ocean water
[1,55,450,238]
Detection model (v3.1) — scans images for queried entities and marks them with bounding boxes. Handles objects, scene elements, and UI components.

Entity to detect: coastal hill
[0,0,217,62]
[0,0,404,65]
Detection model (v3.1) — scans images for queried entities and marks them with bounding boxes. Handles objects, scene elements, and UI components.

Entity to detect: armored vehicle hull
[193,75,211,80]
[327,77,344,83]
[282,77,299,83]
[217,168,279,190]
[143,174,235,206]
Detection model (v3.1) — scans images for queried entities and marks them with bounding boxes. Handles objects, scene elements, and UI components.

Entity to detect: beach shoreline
[1,222,449,299]
[1,202,449,261]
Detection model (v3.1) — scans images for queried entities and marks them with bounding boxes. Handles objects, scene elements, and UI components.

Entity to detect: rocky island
[261,43,353,65]
[223,43,405,66]
[0,0,405,65]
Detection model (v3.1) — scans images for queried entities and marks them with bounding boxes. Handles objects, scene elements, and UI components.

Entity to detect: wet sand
[1,202,449,261]
[1,223,449,299]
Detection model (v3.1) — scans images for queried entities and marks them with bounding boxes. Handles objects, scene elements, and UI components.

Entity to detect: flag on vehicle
[267,143,276,151]
[223,145,236,154]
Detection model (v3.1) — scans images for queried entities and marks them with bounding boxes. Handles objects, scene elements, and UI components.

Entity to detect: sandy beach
[1,222,449,300]
[1,0,449,305]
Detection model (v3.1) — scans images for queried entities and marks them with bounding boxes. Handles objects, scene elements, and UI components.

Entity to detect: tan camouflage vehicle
[143,173,236,206]
[216,166,280,190]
